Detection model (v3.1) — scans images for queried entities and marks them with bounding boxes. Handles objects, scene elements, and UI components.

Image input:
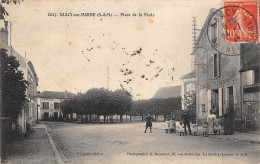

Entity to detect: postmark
[206,0,259,56]
[224,0,259,43]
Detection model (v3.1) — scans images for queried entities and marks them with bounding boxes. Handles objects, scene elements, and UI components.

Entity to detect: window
[211,21,218,44]
[202,104,206,112]
[43,102,49,109]
[211,54,220,78]
[54,102,60,109]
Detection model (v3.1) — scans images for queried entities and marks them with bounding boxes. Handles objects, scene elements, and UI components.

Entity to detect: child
[176,121,185,136]
[165,119,169,133]
[191,124,198,136]
[203,121,208,135]
[214,118,222,135]
[169,118,176,133]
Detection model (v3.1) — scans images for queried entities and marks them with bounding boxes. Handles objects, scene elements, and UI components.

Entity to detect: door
[44,112,49,120]
[228,86,234,115]
[244,102,258,131]
[54,112,58,120]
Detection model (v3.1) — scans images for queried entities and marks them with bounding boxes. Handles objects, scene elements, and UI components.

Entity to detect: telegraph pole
[107,66,109,90]
[192,17,197,50]
[191,17,198,71]
[9,22,13,56]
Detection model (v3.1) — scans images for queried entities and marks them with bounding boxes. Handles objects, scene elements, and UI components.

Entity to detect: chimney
[0,21,8,45]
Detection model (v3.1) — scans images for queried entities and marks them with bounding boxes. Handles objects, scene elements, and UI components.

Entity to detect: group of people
[144,108,234,135]
[144,111,193,135]
[206,109,234,135]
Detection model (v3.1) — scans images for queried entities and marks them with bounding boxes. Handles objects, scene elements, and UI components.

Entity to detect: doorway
[211,89,219,115]
[44,112,49,120]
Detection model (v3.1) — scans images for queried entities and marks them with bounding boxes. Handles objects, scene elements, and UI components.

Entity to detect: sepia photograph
[0,0,260,163]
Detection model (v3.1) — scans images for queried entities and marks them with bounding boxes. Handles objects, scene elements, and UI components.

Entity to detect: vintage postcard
[0,0,260,163]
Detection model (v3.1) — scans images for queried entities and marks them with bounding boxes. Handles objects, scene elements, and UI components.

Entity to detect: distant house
[181,70,196,110]
[38,91,75,120]
[153,85,181,99]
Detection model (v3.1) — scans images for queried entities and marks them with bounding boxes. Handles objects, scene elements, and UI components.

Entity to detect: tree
[183,90,196,110]
[0,0,23,20]
[1,48,28,119]
[113,89,132,122]
[60,97,78,121]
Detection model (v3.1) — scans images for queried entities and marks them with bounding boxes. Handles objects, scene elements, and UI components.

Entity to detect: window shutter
[219,88,223,116]
[211,55,214,79]
[207,89,211,115]
[233,85,237,104]
[216,21,219,44]
[217,53,220,77]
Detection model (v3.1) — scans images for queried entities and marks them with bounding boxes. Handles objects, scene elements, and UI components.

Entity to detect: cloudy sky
[5,0,222,100]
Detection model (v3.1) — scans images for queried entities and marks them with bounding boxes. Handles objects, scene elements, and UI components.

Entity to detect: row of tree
[61,88,133,123]
[61,87,182,123]
[130,97,181,115]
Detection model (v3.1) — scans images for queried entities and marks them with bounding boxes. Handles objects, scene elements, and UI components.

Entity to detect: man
[181,110,192,135]
[144,114,153,133]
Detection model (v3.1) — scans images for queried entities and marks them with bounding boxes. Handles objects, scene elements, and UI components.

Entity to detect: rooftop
[38,91,75,99]
[153,85,181,99]
[181,70,196,79]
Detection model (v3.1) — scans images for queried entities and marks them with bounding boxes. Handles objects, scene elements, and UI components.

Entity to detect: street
[46,122,260,164]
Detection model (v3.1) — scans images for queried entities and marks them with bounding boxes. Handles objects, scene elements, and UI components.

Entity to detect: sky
[4,0,222,100]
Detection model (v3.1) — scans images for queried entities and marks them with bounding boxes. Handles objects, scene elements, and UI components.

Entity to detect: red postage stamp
[224,0,259,43]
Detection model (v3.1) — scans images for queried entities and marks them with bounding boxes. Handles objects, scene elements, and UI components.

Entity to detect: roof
[153,85,181,99]
[240,44,260,72]
[39,91,75,99]
[181,70,196,79]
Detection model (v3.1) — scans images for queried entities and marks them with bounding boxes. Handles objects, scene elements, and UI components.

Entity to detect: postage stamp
[224,0,259,43]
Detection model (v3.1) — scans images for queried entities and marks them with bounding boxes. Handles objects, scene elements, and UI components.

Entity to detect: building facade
[0,21,38,133]
[38,91,75,120]
[194,9,242,131]
[240,44,260,133]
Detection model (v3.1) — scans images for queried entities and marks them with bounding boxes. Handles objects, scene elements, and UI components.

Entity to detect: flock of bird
[80,34,175,98]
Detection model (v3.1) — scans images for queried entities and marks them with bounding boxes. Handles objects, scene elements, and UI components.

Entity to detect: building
[0,21,38,133]
[38,91,75,120]
[153,85,181,99]
[194,9,242,130]
[181,71,196,110]
[240,44,260,133]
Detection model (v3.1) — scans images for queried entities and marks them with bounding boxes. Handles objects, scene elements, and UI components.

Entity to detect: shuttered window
[211,54,220,78]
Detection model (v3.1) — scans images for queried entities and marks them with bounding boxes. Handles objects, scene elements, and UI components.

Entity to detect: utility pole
[9,22,13,56]
[191,17,199,71]
[192,17,197,50]
[107,66,109,90]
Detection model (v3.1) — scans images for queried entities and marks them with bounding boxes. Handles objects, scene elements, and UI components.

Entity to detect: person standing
[224,108,234,135]
[144,114,153,133]
[181,111,192,135]
[207,110,216,135]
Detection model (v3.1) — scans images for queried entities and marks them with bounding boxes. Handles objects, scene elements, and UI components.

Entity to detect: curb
[43,124,64,164]
[154,127,260,144]
[202,135,260,144]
